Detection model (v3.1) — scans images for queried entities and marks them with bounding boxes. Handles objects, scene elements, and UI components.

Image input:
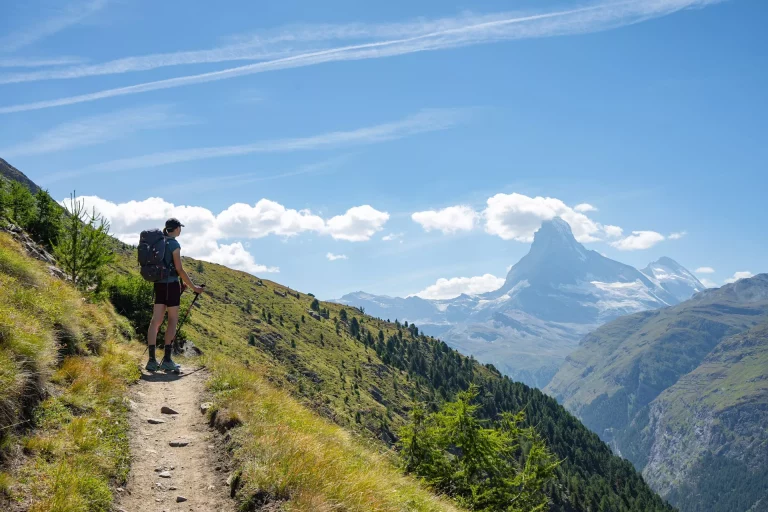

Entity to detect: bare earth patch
[117,367,235,512]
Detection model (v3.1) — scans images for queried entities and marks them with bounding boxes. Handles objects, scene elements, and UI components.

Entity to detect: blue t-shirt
[160,237,181,283]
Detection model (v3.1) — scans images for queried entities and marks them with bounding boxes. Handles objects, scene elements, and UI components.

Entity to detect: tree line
[338,308,675,512]
[0,179,113,290]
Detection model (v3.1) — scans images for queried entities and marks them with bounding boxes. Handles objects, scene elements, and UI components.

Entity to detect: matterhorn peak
[529,217,584,256]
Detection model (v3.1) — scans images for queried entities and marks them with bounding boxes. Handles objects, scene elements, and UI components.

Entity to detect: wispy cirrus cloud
[0,56,87,68]
[40,108,466,183]
[0,105,193,158]
[0,0,107,53]
[0,0,725,114]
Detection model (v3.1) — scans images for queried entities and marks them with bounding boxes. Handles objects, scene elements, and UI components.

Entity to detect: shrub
[103,274,154,335]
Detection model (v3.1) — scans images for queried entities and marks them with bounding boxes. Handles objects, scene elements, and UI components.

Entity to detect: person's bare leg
[162,306,180,366]
[147,304,166,366]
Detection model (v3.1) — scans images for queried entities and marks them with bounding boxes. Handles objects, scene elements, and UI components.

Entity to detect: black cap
[165,218,185,230]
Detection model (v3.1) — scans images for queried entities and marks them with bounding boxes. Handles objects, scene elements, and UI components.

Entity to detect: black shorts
[154,281,181,307]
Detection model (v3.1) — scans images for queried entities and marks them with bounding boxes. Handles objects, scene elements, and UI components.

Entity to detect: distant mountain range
[545,274,768,511]
[334,217,705,388]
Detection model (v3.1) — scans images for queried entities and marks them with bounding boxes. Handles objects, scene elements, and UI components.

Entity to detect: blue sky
[1,0,765,299]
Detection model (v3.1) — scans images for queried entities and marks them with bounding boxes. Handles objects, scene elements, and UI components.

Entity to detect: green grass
[0,232,140,512]
[205,355,459,511]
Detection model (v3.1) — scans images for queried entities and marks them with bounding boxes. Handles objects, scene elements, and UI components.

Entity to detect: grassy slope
[206,355,460,511]
[111,246,674,512]
[0,231,140,511]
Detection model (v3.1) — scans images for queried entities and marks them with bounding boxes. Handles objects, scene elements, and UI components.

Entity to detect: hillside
[0,227,140,511]
[643,322,768,511]
[109,244,674,511]
[2,162,674,510]
[337,218,703,388]
[545,274,768,510]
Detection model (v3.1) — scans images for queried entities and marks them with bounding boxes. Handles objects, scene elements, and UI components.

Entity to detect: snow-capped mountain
[641,257,707,302]
[333,218,703,388]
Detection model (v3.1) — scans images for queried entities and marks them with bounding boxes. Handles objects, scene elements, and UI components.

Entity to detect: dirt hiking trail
[117,366,237,512]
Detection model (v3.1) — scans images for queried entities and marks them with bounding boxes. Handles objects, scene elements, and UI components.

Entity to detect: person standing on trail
[146,218,204,372]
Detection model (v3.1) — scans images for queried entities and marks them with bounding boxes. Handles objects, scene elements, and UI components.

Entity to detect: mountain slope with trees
[107,235,674,511]
[1,163,674,510]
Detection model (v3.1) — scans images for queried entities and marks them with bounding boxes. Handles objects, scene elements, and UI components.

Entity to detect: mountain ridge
[335,218,704,387]
[544,273,768,511]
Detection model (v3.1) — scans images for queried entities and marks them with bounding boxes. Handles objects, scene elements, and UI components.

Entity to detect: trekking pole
[171,284,205,353]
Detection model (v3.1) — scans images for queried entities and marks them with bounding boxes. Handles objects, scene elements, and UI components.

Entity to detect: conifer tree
[8,181,35,228]
[54,192,114,289]
[0,180,9,219]
[31,189,62,247]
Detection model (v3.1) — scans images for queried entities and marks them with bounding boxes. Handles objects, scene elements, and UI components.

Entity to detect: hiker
[146,218,204,372]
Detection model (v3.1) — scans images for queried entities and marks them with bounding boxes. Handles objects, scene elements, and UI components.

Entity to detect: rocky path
[117,366,236,512]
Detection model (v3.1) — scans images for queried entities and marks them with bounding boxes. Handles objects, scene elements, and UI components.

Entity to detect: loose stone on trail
[169,439,190,447]
[161,406,179,415]
[147,418,166,424]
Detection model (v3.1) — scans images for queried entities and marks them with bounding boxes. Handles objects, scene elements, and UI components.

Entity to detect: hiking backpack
[138,229,172,282]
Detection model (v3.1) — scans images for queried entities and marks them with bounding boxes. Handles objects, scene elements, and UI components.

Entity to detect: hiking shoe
[160,359,180,372]
[145,359,160,372]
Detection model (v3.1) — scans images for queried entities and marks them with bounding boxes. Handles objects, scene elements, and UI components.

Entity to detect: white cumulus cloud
[411,205,477,234]
[326,252,348,261]
[574,203,597,213]
[326,205,390,241]
[724,271,754,284]
[61,195,390,275]
[695,267,715,274]
[700,278,718,288]
[609,231,665,251]
[668,231,687,240]
[413,274,505,300]
[482,192,611,243]
[216,199,325,239]
[603,225,624,238]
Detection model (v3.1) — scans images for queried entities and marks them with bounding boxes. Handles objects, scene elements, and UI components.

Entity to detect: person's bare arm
[172,249,204,293]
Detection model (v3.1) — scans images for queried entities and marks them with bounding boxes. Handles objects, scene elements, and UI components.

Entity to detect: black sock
[148,345,156,361]
[163,343,173,361]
